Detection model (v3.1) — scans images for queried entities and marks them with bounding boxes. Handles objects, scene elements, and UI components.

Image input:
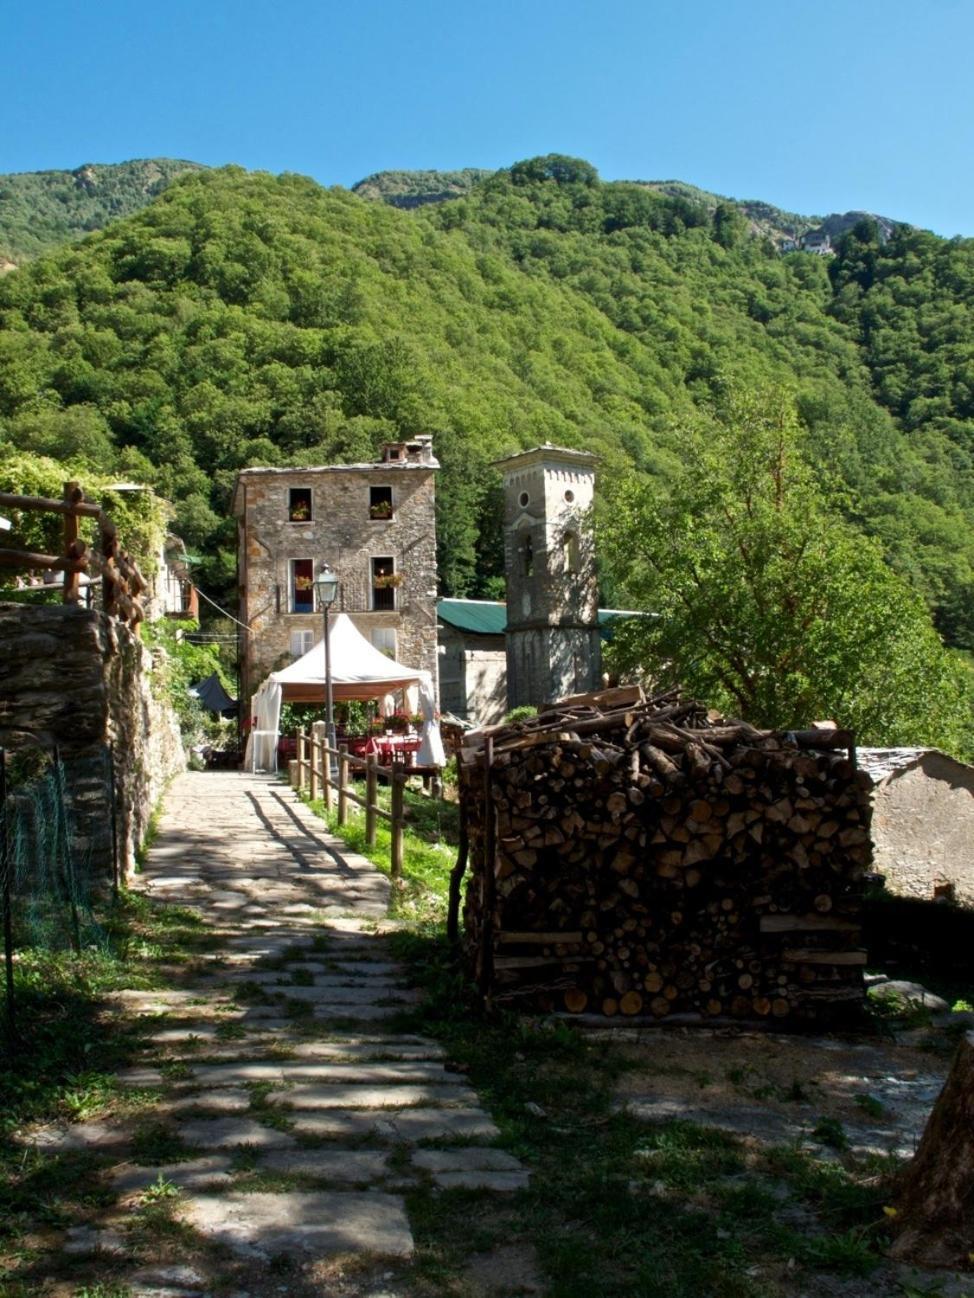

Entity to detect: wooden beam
[0,547,87,573]
[0,490,101,519]
[760,914,860,933]
[781,949,867,965]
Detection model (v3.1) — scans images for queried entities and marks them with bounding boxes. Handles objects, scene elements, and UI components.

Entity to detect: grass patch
[387,922,898,1298]
[304,786,455,924]
[0,888,207,1285]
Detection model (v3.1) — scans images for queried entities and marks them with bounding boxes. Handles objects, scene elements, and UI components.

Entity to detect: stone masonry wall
[871,756,974,909]
[237,465,439,703]
[0,602,184,882]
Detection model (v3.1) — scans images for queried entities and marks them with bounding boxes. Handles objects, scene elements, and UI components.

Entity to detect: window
[369,486,393,521]
[290,558,314,613]
[371,627,397,658]
[288,487,312,522]
[522,533,534,578]
[563,530,580,574]
[371,556,397,610]
[290,629,314,658]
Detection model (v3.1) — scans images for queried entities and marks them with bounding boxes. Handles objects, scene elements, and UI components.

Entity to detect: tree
[712,202,747,249]
[599,388,973,754]
[890,1031,974,1268]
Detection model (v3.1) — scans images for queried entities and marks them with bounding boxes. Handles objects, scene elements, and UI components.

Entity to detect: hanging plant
[373,571,403,589]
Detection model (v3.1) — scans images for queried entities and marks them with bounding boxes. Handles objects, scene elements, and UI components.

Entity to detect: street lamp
[314,563,340,767]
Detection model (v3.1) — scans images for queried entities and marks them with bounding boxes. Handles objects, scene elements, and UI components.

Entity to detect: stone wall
[0,602,184,881]
[869,753,974,908]
[438,625,508,724]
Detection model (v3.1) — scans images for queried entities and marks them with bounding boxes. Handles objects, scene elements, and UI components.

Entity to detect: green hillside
[0,158,208,264]
[352,168,492,209]
[353,167,898,248]
[1,156,973,653]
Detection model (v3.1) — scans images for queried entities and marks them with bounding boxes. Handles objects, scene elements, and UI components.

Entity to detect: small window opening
[290,558,314,613]
[564,489,575,503]
[372,556,397,610]
[564,530,580,574]
[288,487,312,522]
[519,491,530,507]
[523,534,534,578]
[369,486,393,520]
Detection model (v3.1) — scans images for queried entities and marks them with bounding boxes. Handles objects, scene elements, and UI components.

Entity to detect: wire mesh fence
[1,744,115,1043]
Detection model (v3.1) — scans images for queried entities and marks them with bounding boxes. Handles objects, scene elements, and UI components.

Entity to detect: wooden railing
[288,722,410,881]
[0,481,147,631]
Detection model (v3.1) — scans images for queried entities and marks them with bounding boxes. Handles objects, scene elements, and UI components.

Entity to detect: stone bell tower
[495,444,601,709]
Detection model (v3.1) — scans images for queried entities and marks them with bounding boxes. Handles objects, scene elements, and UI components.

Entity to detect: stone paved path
[25,771,528,1293]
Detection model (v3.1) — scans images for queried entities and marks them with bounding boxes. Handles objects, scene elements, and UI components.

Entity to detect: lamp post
[314,563,340,770]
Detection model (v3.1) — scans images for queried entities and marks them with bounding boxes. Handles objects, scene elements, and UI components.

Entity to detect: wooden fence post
[296,730,307,792]
[309,724,320,802]
[390,765,405,884]
[478,737,496,999]
[337,750,348,825]
[62,482,81,605]
[365,754,378,848]
[288,758,298,789]
[322,738,333,812]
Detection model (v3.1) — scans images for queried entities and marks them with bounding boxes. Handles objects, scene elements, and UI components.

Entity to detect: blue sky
[7,0,974,234]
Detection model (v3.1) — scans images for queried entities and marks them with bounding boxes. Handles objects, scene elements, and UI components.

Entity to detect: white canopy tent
[246,613,445,772]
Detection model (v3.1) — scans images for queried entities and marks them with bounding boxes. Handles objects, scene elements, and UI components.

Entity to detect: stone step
[257,1148,390,1181]
[179,1118,296,1149]
[266,1082,479,1109]
[112,1156,234,1193]
[181,1189,413,1260]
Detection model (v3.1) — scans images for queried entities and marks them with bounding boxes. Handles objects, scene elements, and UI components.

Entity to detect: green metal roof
[437,600,645,638]
[437,598,507,635]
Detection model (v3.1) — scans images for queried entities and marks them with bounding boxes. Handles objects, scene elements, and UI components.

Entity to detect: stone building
[437,598,635,725]
[232,438,439,703]
[495,444,602,708]
[437,598,508,725]
[859,747,974,909]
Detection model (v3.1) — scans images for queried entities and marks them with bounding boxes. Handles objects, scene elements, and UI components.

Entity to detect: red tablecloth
[364,735,421,765]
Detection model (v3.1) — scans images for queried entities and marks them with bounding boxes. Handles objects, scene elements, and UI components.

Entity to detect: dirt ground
[612,1025,950,1158]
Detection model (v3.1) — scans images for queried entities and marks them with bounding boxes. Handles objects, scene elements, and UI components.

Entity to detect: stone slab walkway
[24,771,528,1294]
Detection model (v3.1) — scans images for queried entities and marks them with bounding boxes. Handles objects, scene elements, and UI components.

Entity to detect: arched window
[563,530,580,574]
[523,533,534,578]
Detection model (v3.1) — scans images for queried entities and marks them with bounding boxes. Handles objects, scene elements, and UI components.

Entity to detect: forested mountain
[1,156,973,654]
[351,169,492,209]
[0,159,208,265]
[353,167,898,249]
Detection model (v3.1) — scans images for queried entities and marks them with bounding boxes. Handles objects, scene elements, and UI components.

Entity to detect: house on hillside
[858,747,974,909]
[232,438,439,703]
[801,230,833,255]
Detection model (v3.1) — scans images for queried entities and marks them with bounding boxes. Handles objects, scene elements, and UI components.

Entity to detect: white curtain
[416,671,446,766]
[245,678,283,773]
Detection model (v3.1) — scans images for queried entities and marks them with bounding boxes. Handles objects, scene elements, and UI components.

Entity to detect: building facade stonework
[232,439,439,703]
[496,444,601,708]
[859,748,974,909]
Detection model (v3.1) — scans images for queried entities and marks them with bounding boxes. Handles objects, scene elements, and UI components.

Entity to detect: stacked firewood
[459,686,872,1023]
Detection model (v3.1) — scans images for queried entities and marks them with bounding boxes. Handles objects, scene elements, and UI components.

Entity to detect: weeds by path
[0,892,207,1290]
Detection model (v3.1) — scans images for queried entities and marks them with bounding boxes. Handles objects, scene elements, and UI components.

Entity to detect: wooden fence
[0,481,147,631]
[288,723,409,881]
